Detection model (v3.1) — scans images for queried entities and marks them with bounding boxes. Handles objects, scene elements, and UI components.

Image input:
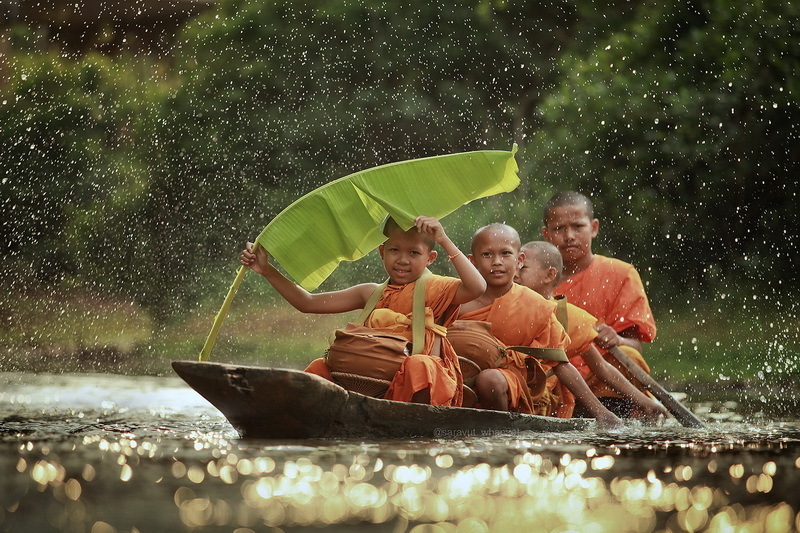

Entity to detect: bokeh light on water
[3,372,800,532]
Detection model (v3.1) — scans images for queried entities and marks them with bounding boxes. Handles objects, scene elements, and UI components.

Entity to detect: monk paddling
[455,223,622,429]
[240,216,485,406]
[517,241,669,422]
[542,191,657,417]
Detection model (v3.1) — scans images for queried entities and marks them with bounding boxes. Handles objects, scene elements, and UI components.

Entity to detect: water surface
[2,371,799,532]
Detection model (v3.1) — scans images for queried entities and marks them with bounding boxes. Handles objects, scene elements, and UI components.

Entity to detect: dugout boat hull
[172,360,592,439]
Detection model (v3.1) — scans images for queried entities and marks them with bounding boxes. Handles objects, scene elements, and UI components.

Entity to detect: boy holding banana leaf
[240,215,485,407]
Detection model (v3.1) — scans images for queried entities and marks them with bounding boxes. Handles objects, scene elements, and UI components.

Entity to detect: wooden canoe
[172,360,592,439]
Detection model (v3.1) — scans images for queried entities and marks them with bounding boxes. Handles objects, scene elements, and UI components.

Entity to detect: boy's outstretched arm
[240,242,376,314]
[552,361,623,429]
[582,345,669,422]
[414,216,486,304]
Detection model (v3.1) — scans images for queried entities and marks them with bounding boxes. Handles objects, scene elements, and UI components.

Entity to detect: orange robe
[543,298,600,417]
[555,254,656,396]
[459,283,569,414]
[558,297,602,378]
[306,274,463,406]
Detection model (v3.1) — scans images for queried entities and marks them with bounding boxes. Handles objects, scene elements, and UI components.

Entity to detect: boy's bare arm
[241,242,376,313]
[582,345,668,420]
[552,361,622,429]
[414,216,486,304]
[594,323,643,352]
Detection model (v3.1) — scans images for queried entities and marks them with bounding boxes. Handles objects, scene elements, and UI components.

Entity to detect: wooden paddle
[607,346,705,428]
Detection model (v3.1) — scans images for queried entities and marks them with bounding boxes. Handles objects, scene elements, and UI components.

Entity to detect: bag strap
[411,269,431,352]
[353,269,431,353]
[505,345,568,362]
[492,349,505,368]
[354,280,389,326]
[501,296,570,363]
[553,295,569,332]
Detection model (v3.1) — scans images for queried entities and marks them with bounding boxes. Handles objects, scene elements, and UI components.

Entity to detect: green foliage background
[1,0,798,379]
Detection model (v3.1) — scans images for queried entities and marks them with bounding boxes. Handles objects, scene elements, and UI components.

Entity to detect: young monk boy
[456,223,622,428]
[517,241,668,422]
[542,191,657,416]
[240,215,486,407]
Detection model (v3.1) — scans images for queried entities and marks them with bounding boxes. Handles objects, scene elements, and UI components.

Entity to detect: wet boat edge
[171,360,593,439]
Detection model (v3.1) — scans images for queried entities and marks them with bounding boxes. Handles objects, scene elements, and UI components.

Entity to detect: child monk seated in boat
[450,223,622,428]
[239,216,486,406]
[516,241,668,423]
[542,191,657,417]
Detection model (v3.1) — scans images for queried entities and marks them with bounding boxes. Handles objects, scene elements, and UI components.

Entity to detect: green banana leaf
[199,145,519,361]
[257,145,520,290]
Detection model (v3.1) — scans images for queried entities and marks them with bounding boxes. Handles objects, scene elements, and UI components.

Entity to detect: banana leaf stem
[198,244,259,361]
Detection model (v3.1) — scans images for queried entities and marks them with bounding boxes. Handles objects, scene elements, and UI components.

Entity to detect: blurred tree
[143,0,602,314]
[0,53,166,297]
[4,0,796,323]
[527,0,800,300]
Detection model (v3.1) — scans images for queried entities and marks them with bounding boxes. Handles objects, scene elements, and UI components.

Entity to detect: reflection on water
[1,372,800,532]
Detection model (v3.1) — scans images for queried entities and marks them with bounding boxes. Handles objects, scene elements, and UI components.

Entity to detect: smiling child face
[469,225,522,289]
[379,225,436,285]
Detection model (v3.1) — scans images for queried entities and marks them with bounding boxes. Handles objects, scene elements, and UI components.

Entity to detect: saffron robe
[555,254,656,396]
[458,283,570,414]
[561,298,601,378]
[305,274,463,406]
[542,298,600,417]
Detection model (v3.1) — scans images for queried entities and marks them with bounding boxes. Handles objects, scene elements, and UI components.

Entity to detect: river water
[2,371,800,533]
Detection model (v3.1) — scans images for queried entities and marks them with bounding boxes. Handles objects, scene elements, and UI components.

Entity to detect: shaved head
[517,240,563,295]
[470,223,521,254]
[382,216,435,251]
[521,241,563,280]
[543,191,594,225]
